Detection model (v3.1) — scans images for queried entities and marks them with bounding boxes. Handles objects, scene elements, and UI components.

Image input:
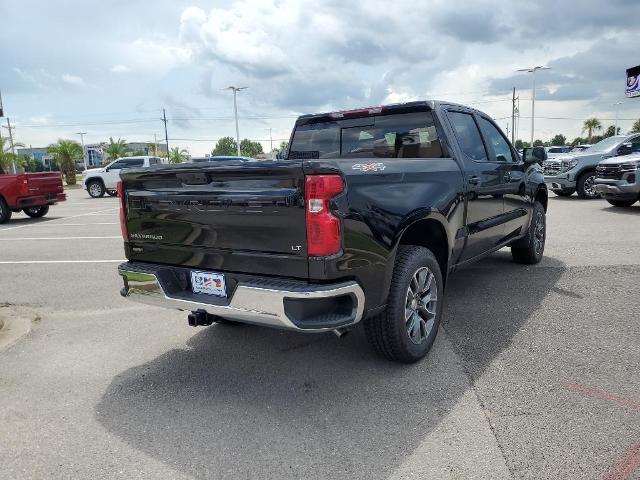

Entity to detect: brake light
[117,180,128,240]
[17,174,29,195]
[305,175,344,257]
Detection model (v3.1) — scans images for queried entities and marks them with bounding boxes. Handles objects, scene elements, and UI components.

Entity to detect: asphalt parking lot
[0,188,639,480]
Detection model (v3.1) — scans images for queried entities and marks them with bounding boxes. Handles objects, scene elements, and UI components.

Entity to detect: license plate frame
[190,270,227,297]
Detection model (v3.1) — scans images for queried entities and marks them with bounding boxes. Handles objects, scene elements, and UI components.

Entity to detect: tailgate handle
[177,172,209,185]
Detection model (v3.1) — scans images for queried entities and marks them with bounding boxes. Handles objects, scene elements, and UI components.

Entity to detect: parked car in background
[543,134,640,198]
[190,156,255,163]
[82,156,164,198]
[0,170,66,223]
[116,100,548,363]
[545,146,573,159]
[594,152,640,207]
[570,144,591,153]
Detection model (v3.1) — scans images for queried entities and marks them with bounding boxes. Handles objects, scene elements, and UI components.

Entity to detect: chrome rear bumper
[118,263,365,332]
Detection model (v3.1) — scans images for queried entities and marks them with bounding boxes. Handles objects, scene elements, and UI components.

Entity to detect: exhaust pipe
[332,327,350,338]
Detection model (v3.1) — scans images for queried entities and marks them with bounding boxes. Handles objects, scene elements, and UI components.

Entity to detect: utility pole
[613,102,623,135]
[161,109,169,157]
[153,133,158,156]
[266,127,273,158]
[517,66,551,146]
[225,86,248,156]
[76,132,87,169]
[511,88,517,144]
[3,118,17,174]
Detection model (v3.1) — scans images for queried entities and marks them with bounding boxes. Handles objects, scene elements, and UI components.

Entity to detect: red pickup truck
[0,171,66,223]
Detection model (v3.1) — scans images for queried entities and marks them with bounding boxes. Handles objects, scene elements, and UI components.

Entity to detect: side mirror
[617,143,633,156]
[522,146,547,164]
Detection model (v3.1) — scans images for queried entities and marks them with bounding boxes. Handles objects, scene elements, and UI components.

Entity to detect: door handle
[468,176,480,185]
[503,172,511,182]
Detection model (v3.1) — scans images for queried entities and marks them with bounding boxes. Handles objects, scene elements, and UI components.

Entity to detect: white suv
[83,156,164,198]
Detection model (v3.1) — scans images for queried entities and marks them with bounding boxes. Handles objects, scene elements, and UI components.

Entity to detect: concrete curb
[0,308,32,351]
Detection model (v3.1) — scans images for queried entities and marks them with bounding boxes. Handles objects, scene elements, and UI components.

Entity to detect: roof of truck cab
[295,100,484,125]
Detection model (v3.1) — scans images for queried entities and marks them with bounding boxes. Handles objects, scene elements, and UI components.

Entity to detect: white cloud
[61,73,85,87]
[110,65,130,73]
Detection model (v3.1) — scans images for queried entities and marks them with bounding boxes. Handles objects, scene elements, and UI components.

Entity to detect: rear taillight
[117,180,128,240]
[17,174,29,195]
[305,174,344,257]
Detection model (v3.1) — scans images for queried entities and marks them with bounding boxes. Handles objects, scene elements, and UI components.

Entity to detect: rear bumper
[118,262,365,332]
[16,193,66,208]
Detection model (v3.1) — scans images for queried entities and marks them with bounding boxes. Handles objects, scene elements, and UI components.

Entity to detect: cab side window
[447,111,488,161]
[478,117,515,163]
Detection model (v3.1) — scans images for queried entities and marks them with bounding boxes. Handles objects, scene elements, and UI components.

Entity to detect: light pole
[613,102,623,135]
[76,132,87,169]
[225,86,247,156]
[265,127,273,158]
[517,66,551,146]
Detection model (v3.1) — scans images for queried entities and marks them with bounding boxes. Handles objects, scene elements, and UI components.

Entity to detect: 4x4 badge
[352,162,386,172]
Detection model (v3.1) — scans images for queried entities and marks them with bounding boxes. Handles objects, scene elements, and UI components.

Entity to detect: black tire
[511,201,546,264]
[552,188,575,197]
[23,205,49,218]
[87,180,105,198]
[606,198,637,207]
[0,197,12,224]
[576,171,600,199]
[106,190,117,197]
[364,245,443,363]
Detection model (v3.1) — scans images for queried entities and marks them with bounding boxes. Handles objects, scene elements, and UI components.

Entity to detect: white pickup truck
[82,156,165,198]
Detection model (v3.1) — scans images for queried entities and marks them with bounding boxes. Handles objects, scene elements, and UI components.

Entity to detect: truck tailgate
[121,161,309,278]
[27,173,64,195]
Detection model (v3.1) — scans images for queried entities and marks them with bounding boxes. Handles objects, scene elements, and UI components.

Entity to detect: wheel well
[86,177,104,185]
[398,219,449,281]
[535,187,548,211]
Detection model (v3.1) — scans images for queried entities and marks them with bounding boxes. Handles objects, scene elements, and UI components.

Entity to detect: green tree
[130,148,147,156]
[103,137,129,163]
[168,147,189,163]
[514,139,529,149]
[550,134,566,146]
[630,119,640,133]
[603,125,621,137]
[571,137,586,146]
[582,118,602,143]
[240,139,263,158]
[533,139,544,147]
[48,139,83,185]
[0,137,26,172]
[212,136,238,156]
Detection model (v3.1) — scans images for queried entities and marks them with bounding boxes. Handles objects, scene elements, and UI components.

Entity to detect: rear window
[290,112,443,159]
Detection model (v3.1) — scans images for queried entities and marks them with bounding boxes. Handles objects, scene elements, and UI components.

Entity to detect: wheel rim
[89,183,102,196]
[533,209,545,255]
[405,267,438,345]
[583,175,598,198]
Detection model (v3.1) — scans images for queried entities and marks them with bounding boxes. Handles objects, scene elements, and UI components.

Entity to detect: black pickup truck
[117,101,548,363]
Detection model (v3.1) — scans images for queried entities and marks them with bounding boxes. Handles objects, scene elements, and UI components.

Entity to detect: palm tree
[103,137,129,163]
[168,147,189,163]
[0,136,26,172]
[48,139,83,185]
[582,118,602,143]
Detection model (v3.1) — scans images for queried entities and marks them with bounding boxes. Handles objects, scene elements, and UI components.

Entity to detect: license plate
[190,271,227,297]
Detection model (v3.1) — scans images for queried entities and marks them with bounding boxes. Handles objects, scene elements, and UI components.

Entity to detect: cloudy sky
[1,0,639,155]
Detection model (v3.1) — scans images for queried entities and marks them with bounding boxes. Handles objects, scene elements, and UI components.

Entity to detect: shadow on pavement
[600,205,640,216]
[96,253,566,479]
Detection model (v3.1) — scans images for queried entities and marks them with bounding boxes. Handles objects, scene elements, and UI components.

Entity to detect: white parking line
[0,260,125,264]
[0,208,118,232]
[0,236,120,241]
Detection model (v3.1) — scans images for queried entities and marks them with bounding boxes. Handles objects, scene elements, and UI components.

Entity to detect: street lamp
[76,132,87,169]
[225,86,248,156]
[613,102,623,135]
[517,66,551,146]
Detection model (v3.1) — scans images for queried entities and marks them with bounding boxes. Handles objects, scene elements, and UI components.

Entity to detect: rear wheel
[87,180,105,198]
[23,205,49,218]
[364,245,443,363]
[0,197,12,224]
[606,198,637,207]
[511,201,545,264]
[552,188,575,197]
[576,171,600,199]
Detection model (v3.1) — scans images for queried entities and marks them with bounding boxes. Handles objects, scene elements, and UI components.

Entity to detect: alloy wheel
[534,209,545,255]
[583,175,598,198]
[405,267,438,345]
